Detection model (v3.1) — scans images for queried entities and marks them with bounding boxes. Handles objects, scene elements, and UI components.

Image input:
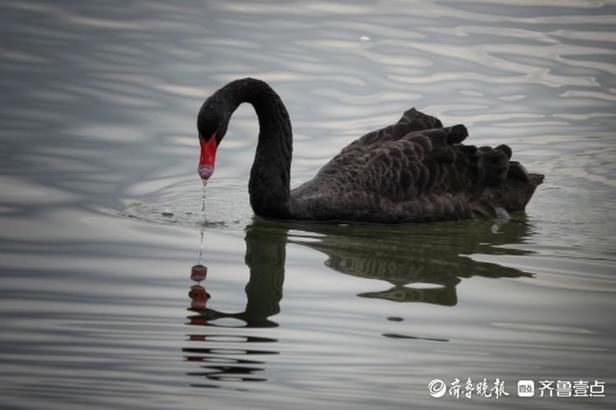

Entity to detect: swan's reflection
[184,223,286,387]
[187,223,286,328]
[288,219,534,306]
[184,217,534,387]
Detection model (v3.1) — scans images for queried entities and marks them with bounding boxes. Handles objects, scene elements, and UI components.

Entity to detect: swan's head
[196,98,229,180]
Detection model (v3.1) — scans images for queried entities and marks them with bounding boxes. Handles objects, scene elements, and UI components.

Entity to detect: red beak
[198,133,218,180]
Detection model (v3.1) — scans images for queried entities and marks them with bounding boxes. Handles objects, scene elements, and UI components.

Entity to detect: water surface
[1,0,615,409]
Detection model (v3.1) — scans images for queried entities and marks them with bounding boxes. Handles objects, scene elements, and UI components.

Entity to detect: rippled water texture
[1,1,615,409]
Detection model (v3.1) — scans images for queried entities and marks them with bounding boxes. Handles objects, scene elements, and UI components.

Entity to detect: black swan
[197,78,543,223]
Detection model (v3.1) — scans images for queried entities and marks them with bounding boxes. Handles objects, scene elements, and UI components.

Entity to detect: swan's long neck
[221,78,293,218]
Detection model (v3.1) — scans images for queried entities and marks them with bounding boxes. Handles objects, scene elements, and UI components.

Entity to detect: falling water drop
[200,179,207,222]
[198,229,205,265]
[198,180,207,265]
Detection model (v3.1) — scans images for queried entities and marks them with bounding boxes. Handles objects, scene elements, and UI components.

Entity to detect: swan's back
[290,109,543,223]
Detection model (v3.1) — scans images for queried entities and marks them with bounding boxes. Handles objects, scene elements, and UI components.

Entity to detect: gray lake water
[1,1,615,409]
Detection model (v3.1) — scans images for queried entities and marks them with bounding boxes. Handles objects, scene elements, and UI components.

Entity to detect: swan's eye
[199,123,221,142]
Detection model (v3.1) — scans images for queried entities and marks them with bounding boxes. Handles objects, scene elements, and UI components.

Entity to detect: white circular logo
[428,379,447,398]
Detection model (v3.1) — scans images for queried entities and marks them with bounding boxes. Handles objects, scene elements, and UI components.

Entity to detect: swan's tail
[523,172,545,206]
[467,144,543,218]
[504,159,544,211]
[528,172,545,186]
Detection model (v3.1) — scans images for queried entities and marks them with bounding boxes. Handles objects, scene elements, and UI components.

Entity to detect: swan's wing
[292,123,535,222]
[311,108,445,180]
[351,124,500,201]
[353,108,443,146]
[314,123,488,195]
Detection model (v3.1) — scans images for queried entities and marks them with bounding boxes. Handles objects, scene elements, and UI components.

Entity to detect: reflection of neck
[186,224,287,327]
[243,223,287,324]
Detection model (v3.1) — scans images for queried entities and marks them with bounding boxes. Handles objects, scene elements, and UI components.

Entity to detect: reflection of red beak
[189,284,210,312]
[198,133,218,180]
[190,264,208,282]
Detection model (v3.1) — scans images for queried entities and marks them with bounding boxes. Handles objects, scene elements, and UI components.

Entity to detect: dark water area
[1,1,615,409]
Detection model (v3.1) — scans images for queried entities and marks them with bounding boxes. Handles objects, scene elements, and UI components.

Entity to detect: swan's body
[197,78,543,223]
